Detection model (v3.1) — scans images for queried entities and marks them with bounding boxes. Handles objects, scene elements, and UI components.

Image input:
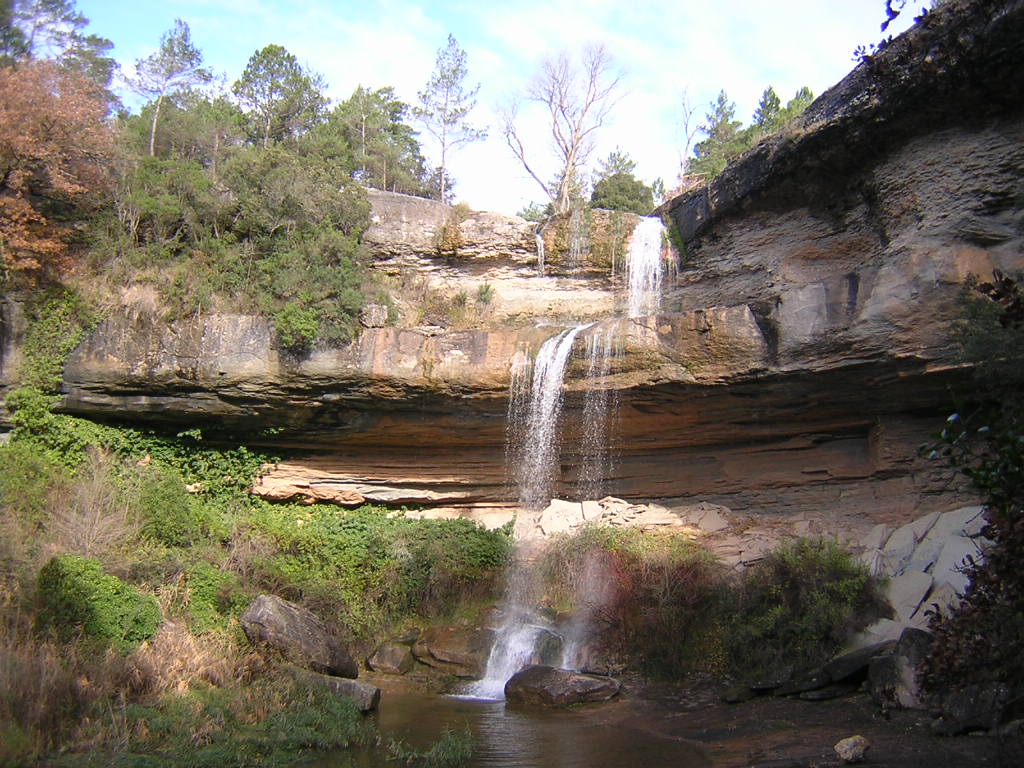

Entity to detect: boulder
[537,499,585,536]
[240,595,357,678]
[503,665,620,708]
[368,642,414,675]
[933,682,1013,735]
[412,625,495,678]
[822,641,895,683]
[298,669,381,712]
[868,627,934,711]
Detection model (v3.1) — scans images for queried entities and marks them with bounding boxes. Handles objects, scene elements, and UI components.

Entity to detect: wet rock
[823,641,895,684]
[504,665,620,708]
[868,627,934,711]
[932,682,1013,735]
[240,595,358,678]
[412,625,494,678]
[749,666,795,693]
[773,670,830,697]
[368,642,414,675]
[799,684,857,701]
[834,734,870,763]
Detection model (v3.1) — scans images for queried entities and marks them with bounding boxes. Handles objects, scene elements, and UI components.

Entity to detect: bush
[247,504,510,633]
[272,301,320,352]
[36,554,160,651]
[186,561,249,635]
[728,537,882,675]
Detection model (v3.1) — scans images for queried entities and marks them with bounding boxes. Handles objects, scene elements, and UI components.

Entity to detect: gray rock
[823,641,895,683]
[300,670,381,712]
[868,627,934,710]
[368,642,414,675]
[861,523,891,552]
[240,595,357,678]
[834,734,870,763]
[932,535,983,594]
[504,665,620,708]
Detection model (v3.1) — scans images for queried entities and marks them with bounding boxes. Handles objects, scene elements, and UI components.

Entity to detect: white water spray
[514,324,591,510]
[626,217,668,318]
[535,233,546,276]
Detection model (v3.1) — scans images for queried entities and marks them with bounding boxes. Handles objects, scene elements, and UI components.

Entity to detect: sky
[76,1,918,216]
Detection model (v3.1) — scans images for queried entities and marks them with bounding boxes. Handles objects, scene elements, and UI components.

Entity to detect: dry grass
[46,449,138,561]
[128,620,263,696]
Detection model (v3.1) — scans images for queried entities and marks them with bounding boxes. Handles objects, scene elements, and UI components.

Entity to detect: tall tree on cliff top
[130,19,211,157]
[334,86,428,196]
[233,44,326,148]
[503,44,621,215]
[688,90,743,179]
[414,34,486,203]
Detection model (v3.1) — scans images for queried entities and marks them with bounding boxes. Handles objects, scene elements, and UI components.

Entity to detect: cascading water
[474,217,674,699]
[626,216,668,318]
[534,233,546,276]
[575,323,619,501]
[513,323,592,510]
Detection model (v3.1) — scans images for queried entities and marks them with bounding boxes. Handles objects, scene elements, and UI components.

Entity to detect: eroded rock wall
[12,0,1021,526]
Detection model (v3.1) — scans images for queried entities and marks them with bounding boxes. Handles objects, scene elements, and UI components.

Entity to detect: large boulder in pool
[240,594,358,678]
[412,625,495,678]
[504,665,621,708]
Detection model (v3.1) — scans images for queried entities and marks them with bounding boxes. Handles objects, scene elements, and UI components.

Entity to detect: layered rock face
[15,0,1021,527]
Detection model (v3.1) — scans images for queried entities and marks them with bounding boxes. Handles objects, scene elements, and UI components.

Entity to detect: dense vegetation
[539,527,883,680]
[921,271,1024,697]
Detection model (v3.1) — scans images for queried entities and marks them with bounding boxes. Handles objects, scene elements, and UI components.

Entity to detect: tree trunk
[148,92,165,157]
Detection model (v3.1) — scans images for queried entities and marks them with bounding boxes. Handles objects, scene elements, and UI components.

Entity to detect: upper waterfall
[626,217,667,318]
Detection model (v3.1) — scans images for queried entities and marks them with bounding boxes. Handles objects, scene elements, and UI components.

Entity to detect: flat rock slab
[241,594,357,678]
[504,665,621,708]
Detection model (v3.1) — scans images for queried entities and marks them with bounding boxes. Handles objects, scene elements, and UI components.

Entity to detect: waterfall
[626,216,667,318]
[464,544,555,699]
[512,323,591,510]
[535,233,545,276]
[575,324,618,501]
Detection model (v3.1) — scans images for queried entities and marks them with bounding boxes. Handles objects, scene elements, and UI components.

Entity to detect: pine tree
[414,34,486,203]
[129,19,211,157]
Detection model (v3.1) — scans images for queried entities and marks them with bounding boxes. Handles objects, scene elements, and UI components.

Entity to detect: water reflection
[310,688,709,768]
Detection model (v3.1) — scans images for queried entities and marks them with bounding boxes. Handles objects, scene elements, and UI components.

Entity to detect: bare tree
[503,45,621,215]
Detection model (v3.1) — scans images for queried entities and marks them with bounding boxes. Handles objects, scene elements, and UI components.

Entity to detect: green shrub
[36,554,160,651]
[540,527,727,677]
[186,561,249,635]
[247,504,510,633]
[272,301,320,352]
[136,468,204,547]
[728,537,882,675]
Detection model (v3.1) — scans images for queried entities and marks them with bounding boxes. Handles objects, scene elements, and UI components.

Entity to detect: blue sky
[76,1,917,214]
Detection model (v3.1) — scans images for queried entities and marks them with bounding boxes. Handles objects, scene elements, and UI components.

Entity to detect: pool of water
[308,686,710,768]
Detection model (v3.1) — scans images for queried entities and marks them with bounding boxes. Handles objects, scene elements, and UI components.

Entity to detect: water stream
[511,324,591,511]
[626,216,667,318]
[470,216,671,702]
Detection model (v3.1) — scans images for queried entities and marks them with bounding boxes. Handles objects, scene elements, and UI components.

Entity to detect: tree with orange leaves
[0,59,114,282]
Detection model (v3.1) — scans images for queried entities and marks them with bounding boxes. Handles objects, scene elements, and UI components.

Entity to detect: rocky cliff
[7,0,1022,532]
